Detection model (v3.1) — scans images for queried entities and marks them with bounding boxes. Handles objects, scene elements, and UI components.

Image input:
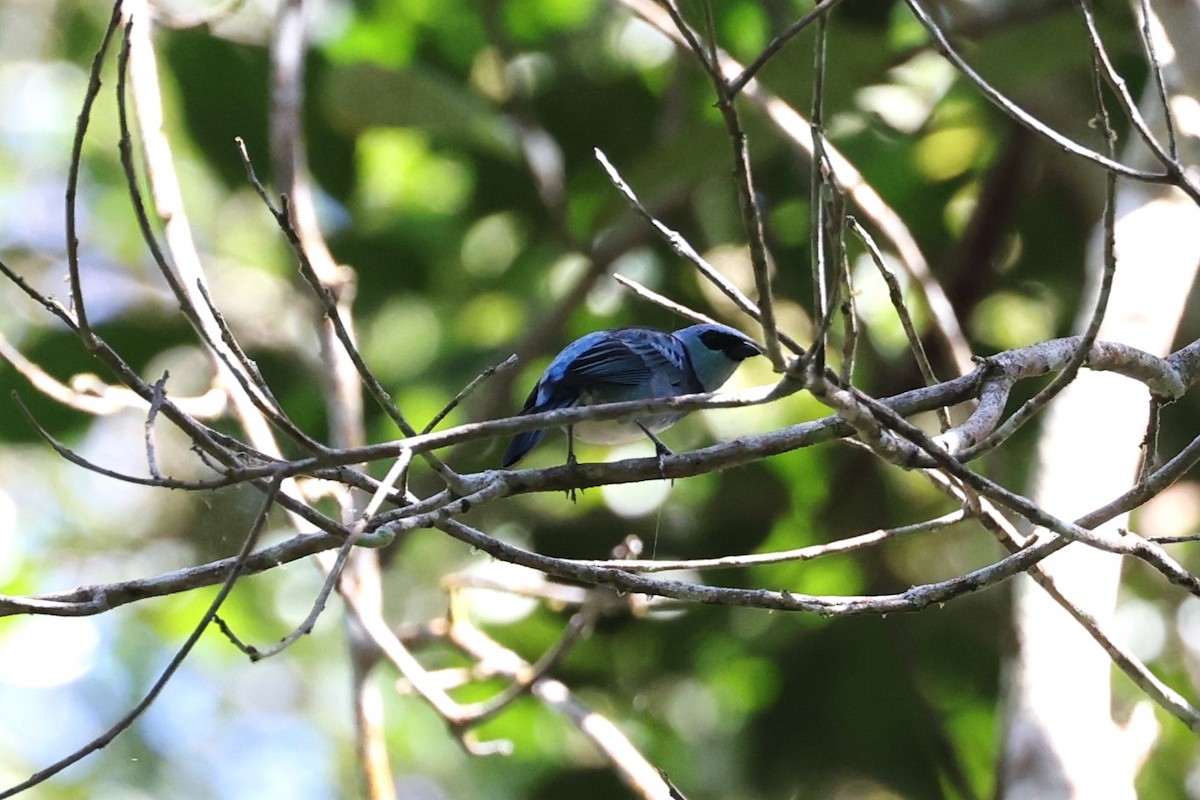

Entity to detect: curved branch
[903,0,1200,204]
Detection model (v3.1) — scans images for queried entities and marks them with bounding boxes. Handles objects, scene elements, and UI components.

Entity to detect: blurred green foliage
[3,0,1199,799]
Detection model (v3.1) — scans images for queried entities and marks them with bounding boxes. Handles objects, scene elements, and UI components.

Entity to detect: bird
[501,322,762,468]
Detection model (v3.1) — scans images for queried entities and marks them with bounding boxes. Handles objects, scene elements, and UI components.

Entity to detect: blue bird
[502,323,762,467]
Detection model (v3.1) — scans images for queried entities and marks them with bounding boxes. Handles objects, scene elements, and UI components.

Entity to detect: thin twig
[11,392,253,490]
[569,511,967,572]
[0,475,283,799]
[848,217,949,429]
[192,278,327,451]
[837,216,858,382]
[1138,397,1162,483]
[215,454,416,663]
[64,1,125,344]
[446,597,599,729]
[122,0,323,540]
[809,12,830,374]
[1136,0,1176,160]
[424,354,518,435]
[593,148,803,355]
[119,22,324,456]
[613,274,722,327]
[144,372,169,479]
[834,382,1200,596]
[727,0,848,96]
[904,0,1199,204]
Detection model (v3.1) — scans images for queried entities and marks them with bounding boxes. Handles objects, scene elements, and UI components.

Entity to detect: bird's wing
[622,329,697,391]
[558,332,654,387]
[559,328,691,389]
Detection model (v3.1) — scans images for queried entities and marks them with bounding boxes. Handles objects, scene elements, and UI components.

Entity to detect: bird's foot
[637,423,673,483]
[652,439,672,483]
[566,451,582,503]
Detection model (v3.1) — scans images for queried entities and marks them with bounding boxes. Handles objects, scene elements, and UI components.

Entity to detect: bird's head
[674,323,763,392]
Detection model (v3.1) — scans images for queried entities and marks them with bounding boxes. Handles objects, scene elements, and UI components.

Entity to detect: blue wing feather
[562,328,696,391]
[561,337,651,386]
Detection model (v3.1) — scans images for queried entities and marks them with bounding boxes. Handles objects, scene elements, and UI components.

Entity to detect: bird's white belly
[572,414,682,445]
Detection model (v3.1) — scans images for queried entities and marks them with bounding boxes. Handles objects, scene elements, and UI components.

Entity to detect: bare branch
[1135,0,1177,160]
[727,0,848,96]
[568,511,968,573]
[903,0,1200,204]
[64,1,124,344]
[848,216,949,429]
[0,332,226,418]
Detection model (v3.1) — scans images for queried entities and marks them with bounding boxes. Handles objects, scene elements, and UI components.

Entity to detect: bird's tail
[502,428,546,468]
[502,391,576,467]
